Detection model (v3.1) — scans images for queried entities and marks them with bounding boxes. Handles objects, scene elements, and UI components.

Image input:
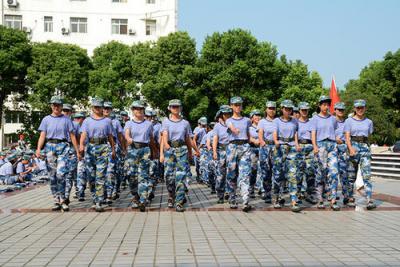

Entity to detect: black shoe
[78,197,85,202]
[52,203,61,211]
[317,201,325,209]
[149,191,155,201]
[139,202,146,212]
[306,195,318,205]
[95,203,104,212]
[224,193,229,200]
[279,198,285,205]
[176,204,185,212]
[61,203,69,212]
[106,198,113,205]
[64,198,70,205]
[242,204,252,212]
[210,189,216,194]
[264,197,272,204]
[331,202,340,211]
[347,198,356,208]
[217,198,224,204]
[112,193,119,200]
[168,198,174,208]
[366,201,376,210]
[291,203,301,213]
[230,201,238,209]
[261,192,267,200]
[249,192,256,199]
[273,202,282,209]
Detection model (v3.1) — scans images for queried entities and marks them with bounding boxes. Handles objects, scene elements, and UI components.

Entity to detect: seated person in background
[16,155,34,181]
[0,154,24,185]
[0,152,6,165]
[32,151,48,177]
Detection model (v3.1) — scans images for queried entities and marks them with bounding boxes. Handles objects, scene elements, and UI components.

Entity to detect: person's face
[335,108,345,118]
[22,159,29,164]
[169,105,181,115]
[103,107,112,116]
[355,106,366,116]
[252,115,261,124]
[231,104,242,114]
[319,102,330,113]
[62,109,72,117]
[222,113,231,120]
[293,112,300,119]
[122,115,129,121]
[282,107,292,117]
[132,107,144,118]
[92,106,103,116]
[266,107,276,118]
[51,104,62,115]
[74,117,84,124]
[300,109,309,118]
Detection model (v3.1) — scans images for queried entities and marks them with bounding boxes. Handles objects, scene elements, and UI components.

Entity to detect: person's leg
[175,146,189,208]
[55,143,69,204]
[226,144,239,206]
[327,142,339,204]
[137,147,151,206]
[237,144,251,208]
[94,144,109,206]
[164,148,176,207]
[215,148,227,201]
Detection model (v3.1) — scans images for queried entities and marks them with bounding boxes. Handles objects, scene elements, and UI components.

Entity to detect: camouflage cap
[7,153,17,161]
[293,106,299,112]
[266,101,276,108]
[91,97,104,107]
[215,110,222,119]
[249,109,261,118]
[199,116,208,125]
[354,99,366,107]
[103,101,113,108]
[49,96,63,105]
[73,112,85,119]
[0,151,6,157]
[280,99,294,108]
[334,102,346,110]
[169,99,182,106]
[319,95,331,103]
[24,150,34,156]
[22,155,31,161]
[145,108,154,116]
[130,100,145,109]
[15,151,23,157]
[120,111,128,116]
[230,96,243,105]
[298,102,310,110]
[109,112,116,120]
[62,103,72,110]
[220,106,233,113]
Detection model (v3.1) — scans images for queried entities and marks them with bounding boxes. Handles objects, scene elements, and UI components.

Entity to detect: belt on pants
[168,140,186,148]
[218,143,228,149]
[351,136,369,143]
[298,139,312,144]
[46,139,67,144]
[131,142,149,149]
[263,139,275,145]
[250,143,259,148]
[89,137,108,145]
[279,137,294,143]
[229,140,248,145]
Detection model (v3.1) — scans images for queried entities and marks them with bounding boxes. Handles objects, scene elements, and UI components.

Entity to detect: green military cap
[120,111,128,116]
[280,99,294,108]
[293,106,299,112]
[130,100,145,109]
[62,103,72,110]
[0,151,6,157]
[109,112,116,120]
[49,96,63,105]
[169,99,182,106]
[334,102,346,110]
[298,102,310,110]
[24,150,34,156]
[220,107,233,113]
[145,108,154,116]
[230,96,243,105]
[199,116,207,125]
[116,114,122,121]
[319,95,331,103]
[103,102,113,108]
[91,97,104,107]
[7,153,17,161]
[22,155,31,161]
[266,101,276,108]
[249,109,261,118]
[354,99,366,107]
[15,151,23,157]
[73,112,85,119]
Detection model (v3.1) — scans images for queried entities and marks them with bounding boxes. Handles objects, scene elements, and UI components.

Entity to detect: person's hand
[79,146,85,155]
[296,145,301,152]
[260,140,266,147]
[76,152,82,161]
[195,150,200,157]
[336,138,343,145]
[313,146,319,155]
[164,144,171,151]
[231,127,240,135]
[213,152,218,161]
[35,149,41,158]
[349,146,356,157]
[160,154,165,163]
[274,142,280,149]
[112,150,116,160]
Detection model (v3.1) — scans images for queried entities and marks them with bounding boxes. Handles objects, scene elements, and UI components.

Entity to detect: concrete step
[371,161,400,166]
[371,166,400,173]
[372,171,400,179]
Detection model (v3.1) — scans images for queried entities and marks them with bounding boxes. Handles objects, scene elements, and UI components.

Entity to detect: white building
[1,0,178,55]
[0,0,178,149]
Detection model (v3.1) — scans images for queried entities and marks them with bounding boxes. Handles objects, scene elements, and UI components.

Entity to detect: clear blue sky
[178,0,400,89]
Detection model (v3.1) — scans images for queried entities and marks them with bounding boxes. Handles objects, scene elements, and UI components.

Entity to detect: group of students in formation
[29,93,375,213]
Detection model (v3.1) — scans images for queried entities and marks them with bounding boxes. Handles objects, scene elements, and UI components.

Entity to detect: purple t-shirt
[194,127,207,145]
[80,117,113,139]
[206,130,215,146]
[258,118,276,142]
[153,122,161,144]
[213,122,230,145]
[111,119,124,145]
[249,125,259,140]
[335,119,346,141]
[161,118,191,142]
[343,117,373,137]
[310,114,338,142]
[16,162,25,174]
[226,117,251,141]
[273,117,298,146]
[124,119,153,144]
[38,114,74,140]
[298,119,312,141]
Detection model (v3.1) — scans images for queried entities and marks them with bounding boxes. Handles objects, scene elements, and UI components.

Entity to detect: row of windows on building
[4,15,157,35]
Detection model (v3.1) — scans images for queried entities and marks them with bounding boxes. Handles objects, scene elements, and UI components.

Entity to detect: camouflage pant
[297,143,316,196]
[0,175,18,185]
[45,142,70,202]
[272,144,298,202]
[125,146,151,203]
[105,146,122,198]
[259,144,275,197]
[226,143,251,204]
[65,147,78,199]
[85,143,109,204]
[194,152,200,179]
[315,140,339,201]
[77,158,91,198]
[199,147,210,184]
[215,147,228,199]
[249,147,259,194]
[164,146,189,205]
[337,143,349,198]
[114,149,126,194]
[347,141,373,199]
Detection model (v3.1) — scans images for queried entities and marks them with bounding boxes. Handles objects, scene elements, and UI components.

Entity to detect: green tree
[343,50,400,145]
[89,41,137,109]
[0,26,31,129]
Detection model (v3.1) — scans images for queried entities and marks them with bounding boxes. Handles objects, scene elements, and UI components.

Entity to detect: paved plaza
[1,178,400,266]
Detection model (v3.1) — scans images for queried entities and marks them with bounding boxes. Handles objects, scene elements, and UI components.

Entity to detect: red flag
[329,76,340,114]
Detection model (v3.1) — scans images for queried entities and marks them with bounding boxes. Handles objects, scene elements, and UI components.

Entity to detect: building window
[145,20,156,36]
[44,16,53,32]
[146,0,155,4]
[112,0,127,3]
[70,17,87,33]
[111,19,128,35]
[4,15,22,30]
[5,111,23,124]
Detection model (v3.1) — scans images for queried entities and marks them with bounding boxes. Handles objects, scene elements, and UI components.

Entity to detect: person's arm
[159,132,165,163]
[108,134,116,159]
[149,135,157,160]
[311,131,318,154]
[258,129,265,147]
[79,132,87,156]
[295,132,301,152]
[273,131,280,148]
[36,132,46,158]
[125,128,133,146]
[117,132,125,153]
[345,132,355,156]
[70,132,81,160]
[212,135,218,160]
[206,136,212,151]
[186,134,193,160]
